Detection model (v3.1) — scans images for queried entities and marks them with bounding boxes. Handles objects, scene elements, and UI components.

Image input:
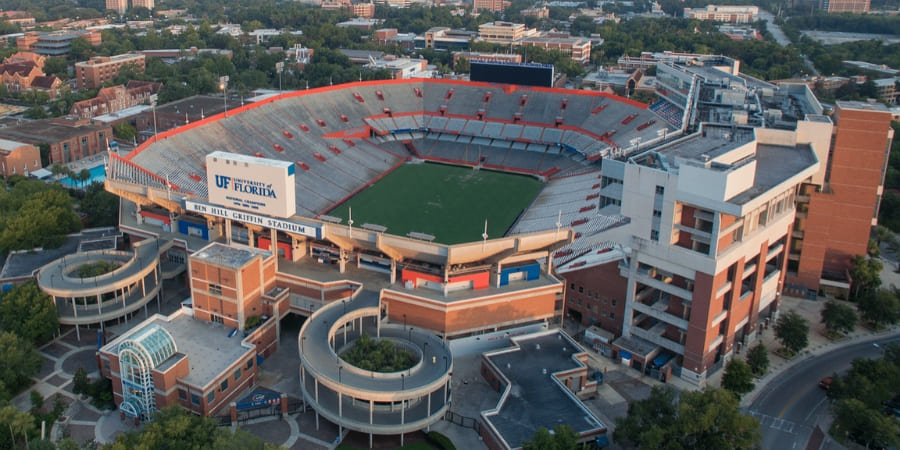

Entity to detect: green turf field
[328,162,544,245]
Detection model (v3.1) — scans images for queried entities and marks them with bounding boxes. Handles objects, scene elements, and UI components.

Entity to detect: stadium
[100,78,686,445]
[109,78,681,260]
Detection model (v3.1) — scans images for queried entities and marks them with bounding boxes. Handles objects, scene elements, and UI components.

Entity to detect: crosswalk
[749,410,797,433]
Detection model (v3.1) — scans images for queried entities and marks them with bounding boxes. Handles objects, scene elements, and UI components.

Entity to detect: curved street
[748,333,900,449]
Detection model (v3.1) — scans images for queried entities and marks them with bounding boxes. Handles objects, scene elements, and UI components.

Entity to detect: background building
[75,53,146,90]
[16,30,102,56]
[0,138,41,178]
[106,0,155,15]
[822,0,870,13]
[0,118,111,164]
[683,5,759,23]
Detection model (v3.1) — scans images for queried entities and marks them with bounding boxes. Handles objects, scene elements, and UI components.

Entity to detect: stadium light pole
[219,76,229,117]
[481,219,489,251]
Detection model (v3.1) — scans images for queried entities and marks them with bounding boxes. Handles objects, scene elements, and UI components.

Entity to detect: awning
[619,350,632,359]
[31,168,52,179]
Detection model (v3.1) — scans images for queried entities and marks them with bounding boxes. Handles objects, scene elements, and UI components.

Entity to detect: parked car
[818,376,833,390]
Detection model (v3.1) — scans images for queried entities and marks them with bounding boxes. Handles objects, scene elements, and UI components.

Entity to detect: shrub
[426,431,456,450]
[245,315,261,329]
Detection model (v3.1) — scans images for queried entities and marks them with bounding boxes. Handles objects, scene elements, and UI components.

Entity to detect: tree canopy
[859,288,900,328]
[523,424,580,450]
[746,342,769,376]
[827,343,900,448]
[820,300,858,336]
[103,406,280,450]
[0,332,42,401]
[722,359,755,398]
[0,179,82,253]
[614,386,760,449]
[773,310,809,355]
[0,281,58,343]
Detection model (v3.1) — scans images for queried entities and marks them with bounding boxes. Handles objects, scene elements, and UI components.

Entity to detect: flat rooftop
[0,228,120,281]
[634,125,755,168]
[0,119,109,143]
[483,331,604,448]
[114,310,254,388]
[837,100,890,112]
[191,242,270,268]
[728,142,818,205]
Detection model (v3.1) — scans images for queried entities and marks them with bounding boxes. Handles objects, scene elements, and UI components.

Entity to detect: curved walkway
[299,287,452,439]
[36,239,173,328]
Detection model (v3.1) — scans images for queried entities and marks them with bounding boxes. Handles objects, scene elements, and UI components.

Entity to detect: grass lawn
[329,162,543,245]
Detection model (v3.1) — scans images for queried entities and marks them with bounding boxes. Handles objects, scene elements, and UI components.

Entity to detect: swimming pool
[60,164,106,188]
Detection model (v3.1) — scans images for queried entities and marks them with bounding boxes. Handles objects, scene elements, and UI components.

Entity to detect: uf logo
[215,175,231,190]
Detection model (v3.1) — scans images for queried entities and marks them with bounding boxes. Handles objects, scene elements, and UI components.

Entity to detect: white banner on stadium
[206,151,296,218]
[183,200,320,239]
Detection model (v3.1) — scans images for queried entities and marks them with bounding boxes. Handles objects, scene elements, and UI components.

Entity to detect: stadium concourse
[95,78,681,446]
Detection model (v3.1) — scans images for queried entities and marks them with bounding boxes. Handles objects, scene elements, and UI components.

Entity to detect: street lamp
[403,313,407,330]
[443,355,448,371]
[219,76,229,117]
[408,326,413,343]
[301,336,306,354]
[401,373,404,390]
[338,365,343,384]
[342,299,346,315]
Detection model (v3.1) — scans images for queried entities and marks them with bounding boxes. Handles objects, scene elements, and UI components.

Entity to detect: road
[748,334,900,449]
[758,10,791,47]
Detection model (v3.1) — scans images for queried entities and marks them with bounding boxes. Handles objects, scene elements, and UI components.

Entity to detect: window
[655,185,665,195]
[178,389,187,401]
[190,393,200,406]
[609,312,615,319]
[570,283,575,290]
[221,379,228,392]
[611,299,617,306]
[650,230,660,241]
[207,391,215,403]
[246,359,254,369]
[234,368,241,381]
[209,284,222,295]
[578,286,584,293]
[653,209,662,218]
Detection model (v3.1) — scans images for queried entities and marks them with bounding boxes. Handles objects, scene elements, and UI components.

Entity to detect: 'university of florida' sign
[206,151,296,218]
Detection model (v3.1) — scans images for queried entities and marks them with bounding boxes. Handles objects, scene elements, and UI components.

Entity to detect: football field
[328,163,543,245]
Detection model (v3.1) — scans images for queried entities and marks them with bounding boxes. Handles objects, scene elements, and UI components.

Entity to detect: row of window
[177,359,254,407]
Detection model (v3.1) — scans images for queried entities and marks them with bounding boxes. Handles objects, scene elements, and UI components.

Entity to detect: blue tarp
[619,350,632,359]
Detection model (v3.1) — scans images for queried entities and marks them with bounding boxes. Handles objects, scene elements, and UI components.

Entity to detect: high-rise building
[106,0,155,15]
[786,101,893,296]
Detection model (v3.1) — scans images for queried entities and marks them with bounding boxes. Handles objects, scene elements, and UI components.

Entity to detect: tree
[859,288,900,327]
[0,332,42,401]
[80,182,120,227]
[831,398,900,448]
[522,425,579,450]
[722,359,754,398]
[103,406,280,449]
[774,310,809,355]
[874,225,893,247]
[113,122,137,142]
[0,281,58,343]
[746,343,769,376]
[820,300,858,335]
[0,184,83,252]
[615,386,760,449]
[77,168,91,190]
[850,255,883,300]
